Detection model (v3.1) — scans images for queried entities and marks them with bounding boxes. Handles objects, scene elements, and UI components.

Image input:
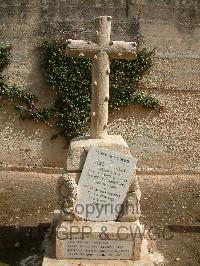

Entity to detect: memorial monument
[43,16,145,265]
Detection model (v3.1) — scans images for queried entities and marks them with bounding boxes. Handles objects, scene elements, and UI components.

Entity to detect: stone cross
[66,16,137,139]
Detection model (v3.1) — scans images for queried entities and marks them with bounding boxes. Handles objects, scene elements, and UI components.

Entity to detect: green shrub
[0,40,160,142]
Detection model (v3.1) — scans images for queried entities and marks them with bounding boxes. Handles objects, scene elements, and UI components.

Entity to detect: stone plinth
[43,217,155,266]
[43,257,153,266]
[56,221,143,260]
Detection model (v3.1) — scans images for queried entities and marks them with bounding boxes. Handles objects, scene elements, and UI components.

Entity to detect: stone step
[42,257,153,266]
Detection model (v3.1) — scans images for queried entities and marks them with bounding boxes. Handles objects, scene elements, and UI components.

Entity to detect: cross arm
[66,39,99,58]
[106,41,137,60]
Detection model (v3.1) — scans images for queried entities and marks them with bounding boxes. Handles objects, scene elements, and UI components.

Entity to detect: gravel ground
[0,171,199,265]
[139,174,200,266]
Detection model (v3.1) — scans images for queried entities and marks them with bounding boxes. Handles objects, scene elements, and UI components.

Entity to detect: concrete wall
[0,0,199,173]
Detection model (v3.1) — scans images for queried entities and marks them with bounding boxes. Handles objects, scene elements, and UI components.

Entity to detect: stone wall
[0,0,199,173]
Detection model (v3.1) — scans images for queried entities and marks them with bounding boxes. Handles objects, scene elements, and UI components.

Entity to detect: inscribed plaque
[75,147,136,221]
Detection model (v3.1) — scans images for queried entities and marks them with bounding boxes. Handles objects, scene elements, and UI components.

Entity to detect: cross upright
[66,16,137,139]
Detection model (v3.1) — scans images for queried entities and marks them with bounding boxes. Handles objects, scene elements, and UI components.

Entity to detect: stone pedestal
[42,212,156,266]
[43,212,155,266]
[56,221,143,260]
[44,135,142,264]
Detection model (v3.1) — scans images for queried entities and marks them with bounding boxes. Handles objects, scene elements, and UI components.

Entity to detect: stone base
[42,212,163,266]
[42,257,153,266]
[56,221,143,260]
[43,234,155,266]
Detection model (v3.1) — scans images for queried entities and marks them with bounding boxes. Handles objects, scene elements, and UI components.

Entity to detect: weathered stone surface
[66,16,136,139]
[66,135,131,172]
[57,173,80,222]
[119,176,141,222]
[57,173,80,202]
[43,258,152,266]
[128,174,139,193]
[44,223,158,265]
[56,221,143,260]
[118,191,141,222]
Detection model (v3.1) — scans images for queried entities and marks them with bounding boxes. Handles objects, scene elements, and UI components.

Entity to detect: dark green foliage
[0,45,11,72]
[0,40,160,142]
[109,48,158,109]
[39,40,92,140]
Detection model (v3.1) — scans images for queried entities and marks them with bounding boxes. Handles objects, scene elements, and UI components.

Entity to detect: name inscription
[63,239,133,260]
[75,147,137,221]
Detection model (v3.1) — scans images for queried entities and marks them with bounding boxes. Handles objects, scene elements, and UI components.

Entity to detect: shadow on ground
[0,223,50,266]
